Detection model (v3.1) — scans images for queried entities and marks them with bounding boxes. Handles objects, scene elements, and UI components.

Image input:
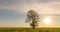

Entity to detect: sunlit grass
[0,27,60,32]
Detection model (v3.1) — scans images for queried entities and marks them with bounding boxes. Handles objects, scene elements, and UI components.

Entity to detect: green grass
[0,27,60,32]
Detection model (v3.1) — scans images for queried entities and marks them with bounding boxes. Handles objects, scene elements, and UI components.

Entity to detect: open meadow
[0,27,60,32]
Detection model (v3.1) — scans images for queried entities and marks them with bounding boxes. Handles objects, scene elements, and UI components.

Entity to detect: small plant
[39,30,43,32]
[39,30,42,32]
[45,30,50,32]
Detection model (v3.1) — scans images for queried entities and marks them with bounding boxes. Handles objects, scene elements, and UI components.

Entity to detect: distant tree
[25,10,39,28]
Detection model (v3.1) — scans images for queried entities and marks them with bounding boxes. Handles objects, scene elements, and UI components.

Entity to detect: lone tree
[25,10,39,28]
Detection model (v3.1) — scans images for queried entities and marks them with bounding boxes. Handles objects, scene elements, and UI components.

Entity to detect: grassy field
[0,27,60,32]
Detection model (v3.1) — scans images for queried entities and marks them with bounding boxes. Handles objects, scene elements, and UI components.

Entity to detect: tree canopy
[26,10,39,28]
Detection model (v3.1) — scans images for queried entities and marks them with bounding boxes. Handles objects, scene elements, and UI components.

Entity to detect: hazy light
[44,17,51,24]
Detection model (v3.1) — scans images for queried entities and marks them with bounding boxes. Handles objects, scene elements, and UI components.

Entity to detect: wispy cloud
[0,0,60,14]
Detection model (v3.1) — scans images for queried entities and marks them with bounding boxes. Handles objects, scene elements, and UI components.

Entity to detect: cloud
[0,0,60,14]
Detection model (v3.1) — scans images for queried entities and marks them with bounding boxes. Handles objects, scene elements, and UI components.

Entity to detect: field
[0,27,60,32]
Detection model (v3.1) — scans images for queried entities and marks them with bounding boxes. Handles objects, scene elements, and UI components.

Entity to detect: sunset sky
[0,0,60,27]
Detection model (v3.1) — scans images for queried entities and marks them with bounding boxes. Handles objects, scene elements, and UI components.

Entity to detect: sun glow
[44,17,51,24]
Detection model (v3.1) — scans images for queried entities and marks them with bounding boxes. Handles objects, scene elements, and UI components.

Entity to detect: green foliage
[0,28,60,32]
[26,10,39,28]
[45,30,50,32]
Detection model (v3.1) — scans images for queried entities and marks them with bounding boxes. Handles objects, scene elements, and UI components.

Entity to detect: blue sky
[0,0,60,27]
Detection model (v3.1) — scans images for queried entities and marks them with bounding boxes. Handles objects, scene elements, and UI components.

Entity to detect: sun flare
[44,17,51,24]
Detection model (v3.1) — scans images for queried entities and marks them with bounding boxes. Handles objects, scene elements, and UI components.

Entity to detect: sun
[44,17,51,24]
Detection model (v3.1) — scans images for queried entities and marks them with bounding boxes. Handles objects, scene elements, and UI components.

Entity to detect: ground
[0,27,60,32]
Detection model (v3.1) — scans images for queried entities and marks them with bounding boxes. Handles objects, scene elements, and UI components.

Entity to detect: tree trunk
[32,20,35,29]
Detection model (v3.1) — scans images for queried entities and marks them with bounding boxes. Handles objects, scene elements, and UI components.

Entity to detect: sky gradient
[0,0,60,27]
